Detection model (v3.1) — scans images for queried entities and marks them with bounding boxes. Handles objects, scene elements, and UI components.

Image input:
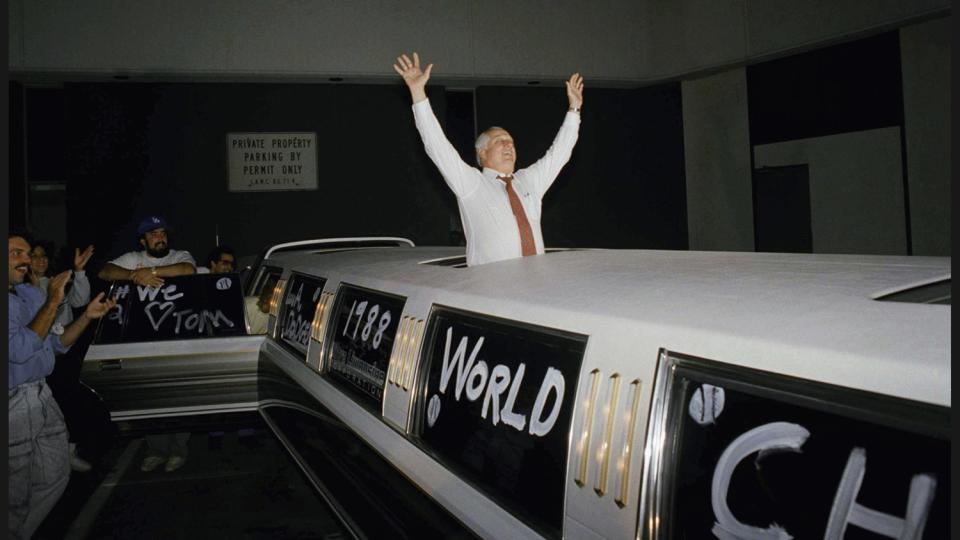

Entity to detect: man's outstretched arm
[393,51,478,197]
[522,72,584,194]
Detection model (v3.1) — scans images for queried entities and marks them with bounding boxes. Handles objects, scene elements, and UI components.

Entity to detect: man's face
[9,237,32,287]
[29,245,49,276]
[479,128,517,174]
[210,253,236,274]
[140,228,170,258]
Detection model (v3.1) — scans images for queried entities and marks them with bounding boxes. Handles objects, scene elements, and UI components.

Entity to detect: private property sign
[226,132,318,192]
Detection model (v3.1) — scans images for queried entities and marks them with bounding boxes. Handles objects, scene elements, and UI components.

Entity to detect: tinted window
[278,273,327,358]
[324,284,406,410]
[644,353,949,539]
[95,273,247,343]
[414,306,587,539]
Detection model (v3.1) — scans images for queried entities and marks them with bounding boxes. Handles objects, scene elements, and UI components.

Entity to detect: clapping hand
[46,270,72,306]
[83,292,118,320]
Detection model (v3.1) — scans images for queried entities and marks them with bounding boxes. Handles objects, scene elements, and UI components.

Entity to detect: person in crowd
[28,242,97,472]
[394,51,584,266]
[9,230,116,540]
[245,282,275,335]
[96,215,196,472]
[29,243,94,332]
[196,245,237,274]
[98,215,196,286]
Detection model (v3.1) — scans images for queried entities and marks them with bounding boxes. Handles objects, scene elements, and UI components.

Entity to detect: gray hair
[474,126,505,166]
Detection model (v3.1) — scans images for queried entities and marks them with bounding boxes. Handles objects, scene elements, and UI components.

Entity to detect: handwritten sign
[325,285,406,409]
[416,307,586,539]
[94,274,247,343]
[278,273,327,358]
[226,132,318,192]
[659,357,949,539]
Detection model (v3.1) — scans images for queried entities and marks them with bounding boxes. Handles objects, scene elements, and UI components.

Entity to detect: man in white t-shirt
[97,215,196,473]
[98,216,196,286]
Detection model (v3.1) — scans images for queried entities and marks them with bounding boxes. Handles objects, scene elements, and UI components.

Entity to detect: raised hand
[83,292,118,320]
[566,73,584,111]
[74,245,94,271]
[393,52,433,103]
[46,270,72,306]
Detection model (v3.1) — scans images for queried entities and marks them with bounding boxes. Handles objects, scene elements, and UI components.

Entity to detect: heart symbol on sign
[144,301,175,331]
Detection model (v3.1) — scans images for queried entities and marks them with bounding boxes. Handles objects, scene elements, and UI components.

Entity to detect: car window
[95,273,248,344]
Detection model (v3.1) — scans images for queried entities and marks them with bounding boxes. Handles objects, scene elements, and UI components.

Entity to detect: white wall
[900,17,951,256]
[8,0,949,83]
[682,69,754,251]
[754,128,907,255]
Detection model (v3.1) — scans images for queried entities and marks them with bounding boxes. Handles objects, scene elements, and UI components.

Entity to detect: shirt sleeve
[66,270,91,308]
[109,252,138,270]
[412,99,480,198]
[8,298,67,388]
[519,111,581,197]
[171,250,197,267]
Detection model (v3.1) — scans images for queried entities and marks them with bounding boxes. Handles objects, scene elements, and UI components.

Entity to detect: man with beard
[9,230,116,540]
[97,215,196,472]
[98,216,197,285]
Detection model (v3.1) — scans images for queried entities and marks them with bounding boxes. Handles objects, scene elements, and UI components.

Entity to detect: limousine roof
[266,246,951,407]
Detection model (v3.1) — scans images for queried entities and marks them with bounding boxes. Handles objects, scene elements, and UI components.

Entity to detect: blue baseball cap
[137,215,169,236]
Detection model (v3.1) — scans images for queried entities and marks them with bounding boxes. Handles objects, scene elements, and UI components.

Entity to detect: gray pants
[8,380,70,540]
[145,432,190,458]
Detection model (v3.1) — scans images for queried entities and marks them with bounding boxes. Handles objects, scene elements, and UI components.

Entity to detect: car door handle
[99,359,123,371]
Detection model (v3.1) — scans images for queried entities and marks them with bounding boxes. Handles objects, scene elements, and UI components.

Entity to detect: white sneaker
[164,456,186,472]
[140,455,165,472]
[69,447,92,473]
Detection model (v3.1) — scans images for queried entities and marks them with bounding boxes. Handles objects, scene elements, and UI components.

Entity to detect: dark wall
[476,84,687,249]
[747,31,903,145]
[9,82,26,228]
[60,80,688,265]
[64,82,459,263]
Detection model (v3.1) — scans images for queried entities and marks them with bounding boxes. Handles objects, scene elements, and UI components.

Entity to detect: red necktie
[498,175,536,256]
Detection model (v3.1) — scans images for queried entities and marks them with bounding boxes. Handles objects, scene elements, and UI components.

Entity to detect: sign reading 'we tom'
[226,132,318,192]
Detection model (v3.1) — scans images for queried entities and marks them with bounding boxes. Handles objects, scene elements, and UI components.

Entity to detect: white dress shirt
[412,99,580,266]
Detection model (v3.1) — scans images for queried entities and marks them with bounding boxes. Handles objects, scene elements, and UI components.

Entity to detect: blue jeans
[8,380,70,540]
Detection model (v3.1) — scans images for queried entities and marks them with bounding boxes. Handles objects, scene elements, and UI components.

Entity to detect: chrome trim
[264,236,415,259]
[575,369,601,487]
[269,278,287,320]
[638,350,673,540]
[616,379,642,508]
[388,317,412,385]
[402,319,425,391]
[595,373,621,496]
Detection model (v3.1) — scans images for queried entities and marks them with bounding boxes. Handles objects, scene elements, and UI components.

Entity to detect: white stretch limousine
[84,239,950,539]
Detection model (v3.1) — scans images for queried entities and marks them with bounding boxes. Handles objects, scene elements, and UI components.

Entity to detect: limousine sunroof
[419,248,589,268]
[874,277,951,305]
[419,255,468,268]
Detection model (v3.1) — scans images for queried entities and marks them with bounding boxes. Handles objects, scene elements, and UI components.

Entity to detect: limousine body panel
[270,247,949,406]
[257,246,949,539]
[82,335,265,420]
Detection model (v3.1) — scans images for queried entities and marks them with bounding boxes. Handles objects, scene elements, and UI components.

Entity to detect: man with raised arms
[394,52,583,266]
